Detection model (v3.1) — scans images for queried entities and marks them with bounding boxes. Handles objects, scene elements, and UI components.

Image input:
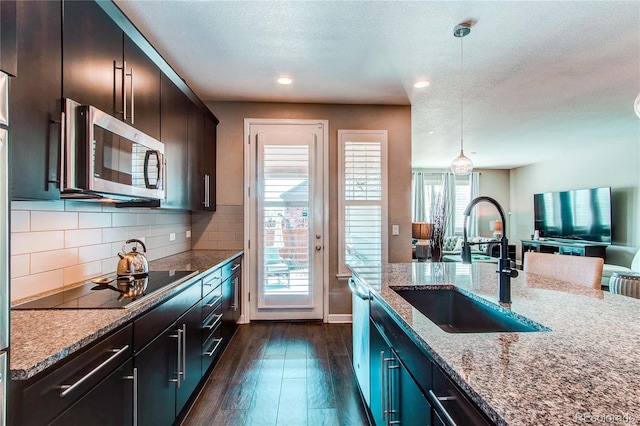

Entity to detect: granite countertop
[10,249,242,380]
[352,262,640,426]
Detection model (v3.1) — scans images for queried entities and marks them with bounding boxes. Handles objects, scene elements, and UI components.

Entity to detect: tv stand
[521,239,607,265]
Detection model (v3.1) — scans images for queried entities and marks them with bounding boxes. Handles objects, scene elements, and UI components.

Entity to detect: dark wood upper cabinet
[160,74,189,209]
[188,103,217,212]
[0,0,17,76]
[203,114,217,212]
[10,0,62,200]
[122,34,160,139]
[187,103,205,211]
[9,0,218,207]
[62,0,122,115]
[63,0,160,139]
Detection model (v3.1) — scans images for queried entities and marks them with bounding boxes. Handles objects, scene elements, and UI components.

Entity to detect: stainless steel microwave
[62,98,165,201]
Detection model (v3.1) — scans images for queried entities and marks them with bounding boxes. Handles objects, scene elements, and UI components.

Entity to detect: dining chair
[523,252,604,289]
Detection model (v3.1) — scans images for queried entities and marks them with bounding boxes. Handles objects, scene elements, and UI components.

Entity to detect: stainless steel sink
[392,288,548,333]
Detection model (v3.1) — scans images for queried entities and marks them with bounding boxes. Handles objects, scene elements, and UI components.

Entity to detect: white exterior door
[244,119,328,321]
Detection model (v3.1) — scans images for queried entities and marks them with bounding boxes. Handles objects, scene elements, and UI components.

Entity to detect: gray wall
[203,101,412,317]
[509,138,640,259]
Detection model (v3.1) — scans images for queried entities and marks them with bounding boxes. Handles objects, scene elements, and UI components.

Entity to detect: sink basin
[393,288,548,333]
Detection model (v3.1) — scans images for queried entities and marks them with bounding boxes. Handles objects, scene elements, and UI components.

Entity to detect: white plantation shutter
[338,131,388,275]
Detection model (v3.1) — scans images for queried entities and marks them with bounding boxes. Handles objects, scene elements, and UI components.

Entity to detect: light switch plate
[186,230,191,238]
[392,225,399,236]
[169,233,176,242]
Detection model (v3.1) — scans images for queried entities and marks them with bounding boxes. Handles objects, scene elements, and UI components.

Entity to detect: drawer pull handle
[60,345,129,397]
[204,338,223,357]
[204,295,223,308]
[204,277,221,287]
[204,314,223,330]
[231,264,241,272]
[428,390,458,426]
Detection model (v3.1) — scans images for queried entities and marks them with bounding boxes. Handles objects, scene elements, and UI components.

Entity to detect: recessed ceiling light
[277,77,292,85]
[428,131,435,134]
[413,80,430,88]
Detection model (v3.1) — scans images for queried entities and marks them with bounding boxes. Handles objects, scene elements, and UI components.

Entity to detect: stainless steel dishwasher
[348,276,371,405]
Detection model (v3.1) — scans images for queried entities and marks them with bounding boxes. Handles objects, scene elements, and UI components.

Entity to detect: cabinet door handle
[387,359,399,425]
[182,324,187,382]
[204,313,223,330]
[204,276,221,287]
[380,350,386,422]
[204,295,223,308]
[124,367,138,426]
[203,174,210,208]
[170,330,182,388]
[231,263,241,272]
[59,345,129,397]
[232,276,239,310]
[204,338,223,357]
[122,60,127,120]
[428,390,458,426]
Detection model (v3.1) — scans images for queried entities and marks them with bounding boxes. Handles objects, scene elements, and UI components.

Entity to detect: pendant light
[450,21,474,176]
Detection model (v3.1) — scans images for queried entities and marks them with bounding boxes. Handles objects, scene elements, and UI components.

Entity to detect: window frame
[338,130,388,276]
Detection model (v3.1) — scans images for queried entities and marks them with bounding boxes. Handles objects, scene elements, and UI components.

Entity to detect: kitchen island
[352,262,640,425]
[10,249,242,380]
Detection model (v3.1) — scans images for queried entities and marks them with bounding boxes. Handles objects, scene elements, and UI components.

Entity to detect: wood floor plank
[181,323,370,426]
[276,377,307,425]
[307,408,341,425]
[306,356,336,409]
[328,354,369,426]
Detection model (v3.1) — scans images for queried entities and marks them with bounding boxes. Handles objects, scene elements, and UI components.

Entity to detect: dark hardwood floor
[182,322,370,426]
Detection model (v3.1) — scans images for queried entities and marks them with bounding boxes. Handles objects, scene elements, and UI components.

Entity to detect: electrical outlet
[392,225,399,236]
[169,233,176,242]
[186,230,191,238]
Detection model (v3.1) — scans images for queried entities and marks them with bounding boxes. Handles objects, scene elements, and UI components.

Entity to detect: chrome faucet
[461,196,518,303]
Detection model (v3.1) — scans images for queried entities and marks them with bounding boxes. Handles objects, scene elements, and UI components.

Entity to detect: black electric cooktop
[12,270,197,310]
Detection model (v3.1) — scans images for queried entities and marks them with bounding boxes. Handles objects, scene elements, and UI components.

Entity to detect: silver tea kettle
[117,239,149,277]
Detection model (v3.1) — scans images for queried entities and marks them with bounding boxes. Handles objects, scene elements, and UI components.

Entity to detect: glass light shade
[635,92,640,118]
[450,150,473,175]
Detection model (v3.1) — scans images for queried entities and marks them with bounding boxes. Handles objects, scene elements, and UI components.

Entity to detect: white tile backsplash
[11,211,29,232]
[10,254,30,279]
[31,211,78,231]
[9,201,238,301]
[65,228,102,248]
[31,247,78,274]
[10,201,194,301]
[12,231,65,255]
[79,212,112,229]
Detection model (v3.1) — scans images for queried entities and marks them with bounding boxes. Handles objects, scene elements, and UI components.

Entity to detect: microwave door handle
[143,150,161,190]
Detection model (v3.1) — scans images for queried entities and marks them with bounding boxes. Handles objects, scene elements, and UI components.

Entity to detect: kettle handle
[125,238,147,253]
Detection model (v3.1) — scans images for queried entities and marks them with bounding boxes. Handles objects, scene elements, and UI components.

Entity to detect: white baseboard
[328,314,352,323]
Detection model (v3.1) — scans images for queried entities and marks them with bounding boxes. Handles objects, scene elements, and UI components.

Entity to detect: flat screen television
[533,187,612,244]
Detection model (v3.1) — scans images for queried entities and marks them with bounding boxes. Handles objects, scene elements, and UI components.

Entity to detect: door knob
[315,245,322,251]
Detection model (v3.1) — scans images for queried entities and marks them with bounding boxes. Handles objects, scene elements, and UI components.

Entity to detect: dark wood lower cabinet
[136,325,180,426]
[176,302,204,415]
[369,319,432,426]
[369,294,493,426]
[11,257,243,426]
[50,359,134,426]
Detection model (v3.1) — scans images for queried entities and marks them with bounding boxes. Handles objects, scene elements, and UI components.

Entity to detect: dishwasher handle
[348,278,371,300]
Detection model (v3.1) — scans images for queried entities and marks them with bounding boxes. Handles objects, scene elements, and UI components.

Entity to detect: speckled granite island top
[352,262,640,426]
[10,249,242,381]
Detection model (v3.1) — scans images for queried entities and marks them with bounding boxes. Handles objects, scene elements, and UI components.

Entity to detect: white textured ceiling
[114,0,640,169]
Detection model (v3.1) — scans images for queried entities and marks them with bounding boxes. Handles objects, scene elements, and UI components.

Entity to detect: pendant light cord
[460,35,464,153]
